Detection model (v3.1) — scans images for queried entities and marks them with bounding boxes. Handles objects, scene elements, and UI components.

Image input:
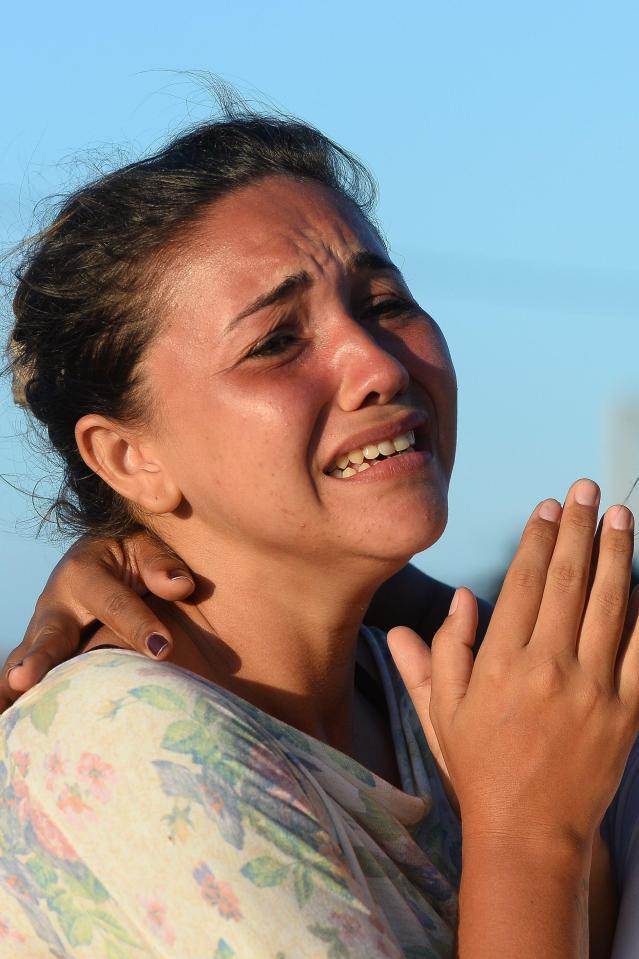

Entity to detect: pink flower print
[248,744,313,817]
[77,752,115,802]
[330,910,362,946]
[4,872,35,904]
[28,803,79,861]
[57,784,94,822]
[0,915,26,942]
[141,898,176,945]
[11,751,30,778]
[44,749,66,791]
[193,862,242,921]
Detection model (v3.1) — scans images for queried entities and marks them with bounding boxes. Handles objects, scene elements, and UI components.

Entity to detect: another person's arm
[0,538,458,710]
[0,533,195,709]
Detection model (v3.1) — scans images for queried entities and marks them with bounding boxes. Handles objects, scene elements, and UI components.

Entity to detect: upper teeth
[329,430,415,477]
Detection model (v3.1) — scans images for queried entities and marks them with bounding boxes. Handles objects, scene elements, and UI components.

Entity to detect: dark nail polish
[146,634,169,657]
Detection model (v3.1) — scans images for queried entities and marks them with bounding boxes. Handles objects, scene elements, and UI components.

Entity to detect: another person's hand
[0,533,195,711]
[389,478,639,850]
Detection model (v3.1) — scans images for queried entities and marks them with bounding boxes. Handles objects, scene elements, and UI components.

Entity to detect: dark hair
[7,99,378,539]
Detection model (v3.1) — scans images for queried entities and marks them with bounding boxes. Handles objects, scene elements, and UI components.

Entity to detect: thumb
[429,587,478,722]
[387,625,448,774]
[387,625,434,734]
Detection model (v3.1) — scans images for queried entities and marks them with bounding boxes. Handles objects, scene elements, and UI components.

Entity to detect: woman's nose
[332,319,410,411]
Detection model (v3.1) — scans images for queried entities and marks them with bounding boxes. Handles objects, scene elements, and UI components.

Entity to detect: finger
[532,478,601,652]
[7,649,65,693]
[0,642,40,711]
[487,498,562,649]
[81,574,174,658]
[616,585,639,706]
[429,588,478,722]
[579,505,634,681]
[0,604,80,706]
[125,533,195,600]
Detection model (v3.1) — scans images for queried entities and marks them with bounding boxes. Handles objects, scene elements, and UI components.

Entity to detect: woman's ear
[75,414,182,514]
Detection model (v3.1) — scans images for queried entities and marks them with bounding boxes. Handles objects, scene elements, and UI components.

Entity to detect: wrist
[462,819,593,874]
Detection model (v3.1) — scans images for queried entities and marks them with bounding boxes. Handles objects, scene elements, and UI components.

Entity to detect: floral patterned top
[0,627,460,959]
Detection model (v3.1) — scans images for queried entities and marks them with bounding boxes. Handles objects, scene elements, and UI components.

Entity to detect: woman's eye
[365,297,415,319]
[247,330,301,359]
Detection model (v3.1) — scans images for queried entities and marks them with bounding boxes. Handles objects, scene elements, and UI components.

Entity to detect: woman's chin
[353,497,449,568]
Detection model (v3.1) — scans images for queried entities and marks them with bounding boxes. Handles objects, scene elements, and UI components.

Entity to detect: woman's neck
[148,529,399,753]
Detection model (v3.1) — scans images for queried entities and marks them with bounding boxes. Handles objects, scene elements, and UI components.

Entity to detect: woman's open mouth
[326,430,417,478]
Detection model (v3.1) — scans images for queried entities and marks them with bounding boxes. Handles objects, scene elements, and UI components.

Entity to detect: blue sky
[1,0,638,652]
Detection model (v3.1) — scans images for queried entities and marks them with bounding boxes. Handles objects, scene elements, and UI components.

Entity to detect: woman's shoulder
[0,649,274,759]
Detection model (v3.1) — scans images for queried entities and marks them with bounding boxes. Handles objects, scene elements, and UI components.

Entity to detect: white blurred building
[604,399,639,513]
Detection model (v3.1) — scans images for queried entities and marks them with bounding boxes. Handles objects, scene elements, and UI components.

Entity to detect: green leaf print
[60,910,93,946]
[105,939,136,959]
[26,855,57,891]
[194,695,220,725]
[359,791,403,840]
[91,908,143,945]
[161,720,221,765]
[214,939,236,959]
[354,846,386,878]
[308,924,349,959]
[293,861,314,907]
[130,685,187,712]
[162,719,207,753]
[241,855,290,887]
[245,807,354,904]
[65,870,109,903]
[28,680,70,734]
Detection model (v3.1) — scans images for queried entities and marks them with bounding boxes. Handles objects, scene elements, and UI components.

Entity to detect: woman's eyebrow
[224,271,311,335]
[224,251,400,337]
[347,250,401,275]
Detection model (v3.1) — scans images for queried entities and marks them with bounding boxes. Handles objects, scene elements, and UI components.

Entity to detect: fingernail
[6,660,24,676]
[169,570,192,582]
[538,499,561,522]
[146,634,169,657]
[448,591,459,616]
[574,479,600,507]
[609,505,634,531]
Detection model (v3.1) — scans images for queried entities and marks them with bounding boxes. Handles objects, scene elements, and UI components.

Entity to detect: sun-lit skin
[77,175,457,755]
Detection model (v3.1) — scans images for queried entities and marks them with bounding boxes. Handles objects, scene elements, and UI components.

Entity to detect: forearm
[458,835,592,959]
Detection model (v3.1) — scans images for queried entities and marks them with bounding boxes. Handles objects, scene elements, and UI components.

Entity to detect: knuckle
[481,656,510,686]
[593,584,628,619]
[102,591,132,620]
[548,560,587,594]
[529,656,569,696]
[32,625,74,656]
[578,675,609,714]
[525,520,558,547]
[602,529,634,557]
[564,509,596,532]
[510,564,546,592]
[57,551,87,580]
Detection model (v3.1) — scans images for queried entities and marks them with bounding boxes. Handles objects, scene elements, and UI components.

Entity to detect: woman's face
[142,175,457,568]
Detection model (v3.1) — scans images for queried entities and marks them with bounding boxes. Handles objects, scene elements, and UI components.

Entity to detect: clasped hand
[389,479,639,850]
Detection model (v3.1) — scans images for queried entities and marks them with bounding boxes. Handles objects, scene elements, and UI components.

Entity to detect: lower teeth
[330,446,414,478]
